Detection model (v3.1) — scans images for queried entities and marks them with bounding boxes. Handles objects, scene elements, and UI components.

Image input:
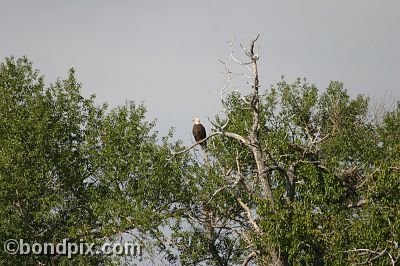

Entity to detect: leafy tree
[0,57,188,265]
[167,37,399,265]
[0,57,103,265]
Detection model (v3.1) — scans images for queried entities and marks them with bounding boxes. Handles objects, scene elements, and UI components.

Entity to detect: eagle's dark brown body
[192,123,206,148]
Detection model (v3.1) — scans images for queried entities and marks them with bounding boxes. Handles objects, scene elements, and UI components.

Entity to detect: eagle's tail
[200,140,207,149]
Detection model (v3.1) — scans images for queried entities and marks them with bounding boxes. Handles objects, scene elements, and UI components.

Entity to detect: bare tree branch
[237,197,260,234]
[242,251,257,266]
[169,130,251,160]
[343,246,398,266]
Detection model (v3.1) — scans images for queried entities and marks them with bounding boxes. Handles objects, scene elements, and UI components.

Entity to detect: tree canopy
[0,38,399,265]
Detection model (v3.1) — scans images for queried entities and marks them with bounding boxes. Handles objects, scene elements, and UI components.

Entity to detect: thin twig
[237,197,260,233]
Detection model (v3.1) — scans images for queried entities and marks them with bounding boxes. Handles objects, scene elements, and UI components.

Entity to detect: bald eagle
[192,118,206,148]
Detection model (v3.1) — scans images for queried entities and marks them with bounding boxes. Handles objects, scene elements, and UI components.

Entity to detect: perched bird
[192,117,207,148]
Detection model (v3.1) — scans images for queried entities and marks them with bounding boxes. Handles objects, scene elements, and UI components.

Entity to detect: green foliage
[0,57,104,264]
[171,77,399,265]
[1,56,398,265]
[0,57,188,265]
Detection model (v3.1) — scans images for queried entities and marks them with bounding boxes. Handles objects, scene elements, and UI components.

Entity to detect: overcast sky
[1,0,399,144]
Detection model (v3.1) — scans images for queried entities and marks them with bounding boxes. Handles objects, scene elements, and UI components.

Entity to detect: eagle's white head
[192,117,201,125]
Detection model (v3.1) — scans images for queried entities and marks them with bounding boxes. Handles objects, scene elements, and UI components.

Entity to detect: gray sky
[1,0,399,144]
